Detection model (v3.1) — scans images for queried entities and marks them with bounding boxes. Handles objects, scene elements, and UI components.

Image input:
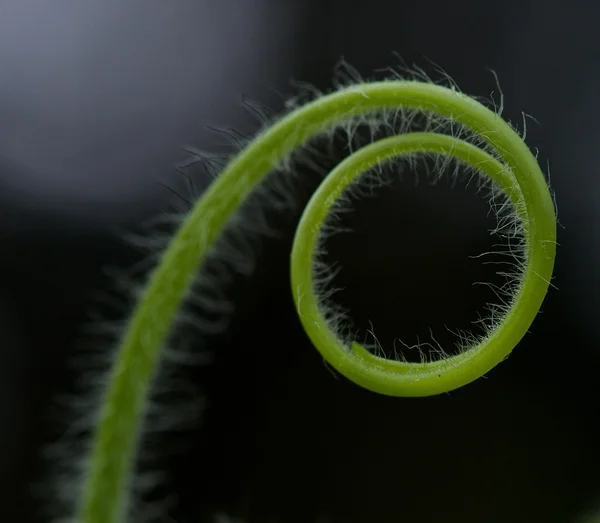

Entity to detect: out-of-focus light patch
[0,0,299,228]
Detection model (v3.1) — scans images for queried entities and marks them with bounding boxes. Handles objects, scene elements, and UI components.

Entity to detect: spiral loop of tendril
[77,80,556,523]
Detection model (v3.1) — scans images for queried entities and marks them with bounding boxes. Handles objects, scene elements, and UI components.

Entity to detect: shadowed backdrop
[1,1,597,522]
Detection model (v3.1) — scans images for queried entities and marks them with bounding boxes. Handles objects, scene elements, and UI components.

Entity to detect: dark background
[1,1,599,522]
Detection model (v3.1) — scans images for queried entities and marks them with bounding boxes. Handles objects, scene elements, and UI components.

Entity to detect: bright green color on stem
[78,81,556,523]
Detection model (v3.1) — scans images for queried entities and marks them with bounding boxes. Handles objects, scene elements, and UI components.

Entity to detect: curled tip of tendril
[288,83,556,397]
[78,77,556,523]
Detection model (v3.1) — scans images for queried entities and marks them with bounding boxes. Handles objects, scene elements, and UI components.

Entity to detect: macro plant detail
[65,67,556,523]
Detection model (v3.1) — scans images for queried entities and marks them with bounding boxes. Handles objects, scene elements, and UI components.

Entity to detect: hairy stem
[77,80,556,523]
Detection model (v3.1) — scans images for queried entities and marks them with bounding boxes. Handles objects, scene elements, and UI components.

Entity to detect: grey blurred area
[1,1,599,523]
[0,0,305,229]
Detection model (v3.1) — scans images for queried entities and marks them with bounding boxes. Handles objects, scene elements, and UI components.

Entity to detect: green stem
[77,81,556,523]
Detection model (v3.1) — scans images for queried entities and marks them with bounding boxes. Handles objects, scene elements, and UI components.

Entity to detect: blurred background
[1,1,599,522]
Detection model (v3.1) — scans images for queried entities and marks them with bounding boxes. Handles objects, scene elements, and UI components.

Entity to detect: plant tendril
[76,80,556,523]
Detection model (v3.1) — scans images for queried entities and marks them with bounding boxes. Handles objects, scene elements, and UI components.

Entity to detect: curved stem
[77,81,556,523]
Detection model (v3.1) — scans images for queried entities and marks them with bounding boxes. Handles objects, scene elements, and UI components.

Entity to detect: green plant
[73,68,556,523]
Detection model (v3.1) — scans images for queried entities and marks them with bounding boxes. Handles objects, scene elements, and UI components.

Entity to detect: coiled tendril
[78,81,556,523]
